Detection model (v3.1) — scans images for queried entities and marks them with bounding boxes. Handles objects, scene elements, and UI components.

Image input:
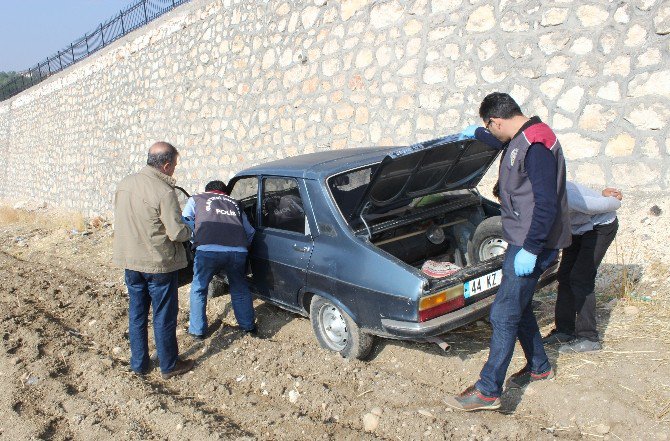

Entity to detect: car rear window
[328,167,373,220]
[329,166,477,225]
[328,166,420,221]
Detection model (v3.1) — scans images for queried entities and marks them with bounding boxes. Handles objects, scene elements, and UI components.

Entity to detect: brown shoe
[161,359,195,380]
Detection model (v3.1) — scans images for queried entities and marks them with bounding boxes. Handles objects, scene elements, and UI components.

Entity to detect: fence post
[71,43,75,63]
[100,24,105,46]
[120,10,125,34]
[84,33,89,54]
[143,0,149,24]
[47,57,51,75]
[58,51,63,70]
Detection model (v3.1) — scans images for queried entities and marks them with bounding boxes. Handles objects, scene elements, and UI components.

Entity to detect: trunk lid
[350,135,500,220]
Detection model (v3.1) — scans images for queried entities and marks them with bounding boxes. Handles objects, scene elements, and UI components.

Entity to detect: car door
[251,176,314,309]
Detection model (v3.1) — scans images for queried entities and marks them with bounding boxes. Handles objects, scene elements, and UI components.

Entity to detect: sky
[0,0,131,72]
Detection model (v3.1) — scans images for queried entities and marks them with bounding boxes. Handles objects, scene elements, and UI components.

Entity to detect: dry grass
[613,237,638,299]
[0,206,29,224]
[0,205,86,231]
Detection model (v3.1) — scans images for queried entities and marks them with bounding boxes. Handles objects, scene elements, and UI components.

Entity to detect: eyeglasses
[485,118,495,130]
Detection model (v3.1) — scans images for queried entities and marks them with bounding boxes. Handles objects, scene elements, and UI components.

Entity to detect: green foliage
[0,71,21,89]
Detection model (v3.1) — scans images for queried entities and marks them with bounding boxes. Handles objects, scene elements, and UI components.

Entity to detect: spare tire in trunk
[467,216,507,264]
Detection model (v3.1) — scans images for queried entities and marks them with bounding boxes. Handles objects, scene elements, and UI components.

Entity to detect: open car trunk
[328,134,503,289]
[363,190,503,288]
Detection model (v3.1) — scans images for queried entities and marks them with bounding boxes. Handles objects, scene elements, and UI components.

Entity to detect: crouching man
[543,181,622,353]
[113,142,194,379]
[182,180,256,340]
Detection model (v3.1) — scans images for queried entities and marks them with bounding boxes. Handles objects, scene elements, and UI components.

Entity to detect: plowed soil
[0,192,668,440]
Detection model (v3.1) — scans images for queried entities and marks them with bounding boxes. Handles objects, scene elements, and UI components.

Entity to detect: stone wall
[0,0,668,216]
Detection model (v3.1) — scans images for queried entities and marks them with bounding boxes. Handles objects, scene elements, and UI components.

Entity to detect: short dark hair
[147,142,179,169]
[479,92,523,121]
[205,180,228,193]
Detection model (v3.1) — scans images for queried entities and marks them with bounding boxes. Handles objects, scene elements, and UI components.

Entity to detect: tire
[183,242,194,265]
[452,221,475,266]
[309,296,375,360]
[208,274,229,299]
[467,216,507,264]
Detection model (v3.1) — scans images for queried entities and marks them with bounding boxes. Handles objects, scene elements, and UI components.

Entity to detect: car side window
[262,177,306,234]
[229,177,259,227]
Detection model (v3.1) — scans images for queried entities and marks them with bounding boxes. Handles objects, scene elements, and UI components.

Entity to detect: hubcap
[479,237,508,261]
[319,303,348,351]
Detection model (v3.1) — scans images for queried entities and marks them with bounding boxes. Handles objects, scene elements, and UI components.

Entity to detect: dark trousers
[476,245,558,398]
[555,218,618,341]
[125,270,180,374]
[189,250,255,336]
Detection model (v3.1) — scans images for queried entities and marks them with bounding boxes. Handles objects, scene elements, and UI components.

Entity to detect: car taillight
[418,285,465,322]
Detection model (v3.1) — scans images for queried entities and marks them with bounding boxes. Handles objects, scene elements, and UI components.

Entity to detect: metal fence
[0,0,191,101]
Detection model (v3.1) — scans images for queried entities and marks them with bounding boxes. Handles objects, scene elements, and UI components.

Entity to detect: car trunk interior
[363,191,500,279]
[374,216,469,267]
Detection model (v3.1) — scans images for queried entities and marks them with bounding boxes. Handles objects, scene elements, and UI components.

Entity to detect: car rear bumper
[381,294,495,338]
[380,261,558,339]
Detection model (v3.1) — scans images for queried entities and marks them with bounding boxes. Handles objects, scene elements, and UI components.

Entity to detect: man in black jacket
[182,180,256,340]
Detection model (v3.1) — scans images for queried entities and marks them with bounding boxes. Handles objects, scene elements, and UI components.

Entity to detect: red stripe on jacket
[522,123,558,150]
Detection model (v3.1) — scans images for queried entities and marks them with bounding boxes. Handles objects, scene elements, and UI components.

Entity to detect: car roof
[235,146,399,180]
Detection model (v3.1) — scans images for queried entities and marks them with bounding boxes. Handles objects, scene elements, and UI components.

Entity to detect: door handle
[293,244,310,253]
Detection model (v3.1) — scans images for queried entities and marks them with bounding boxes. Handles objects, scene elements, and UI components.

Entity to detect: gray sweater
[566,181,621,235]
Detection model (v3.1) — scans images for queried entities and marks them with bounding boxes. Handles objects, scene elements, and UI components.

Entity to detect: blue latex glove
[458,124,479,140]
[514,248,537,277]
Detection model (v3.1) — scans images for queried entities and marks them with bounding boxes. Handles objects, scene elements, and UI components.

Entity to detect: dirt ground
[0,192,669,440]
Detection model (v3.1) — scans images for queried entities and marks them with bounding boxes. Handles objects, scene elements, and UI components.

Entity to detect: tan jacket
[113,166,191,273]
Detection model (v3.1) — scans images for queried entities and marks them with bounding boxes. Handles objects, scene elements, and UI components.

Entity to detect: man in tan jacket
[113,141,194,379]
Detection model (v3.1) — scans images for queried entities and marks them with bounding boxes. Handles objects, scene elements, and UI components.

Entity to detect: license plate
[464,269,502,298]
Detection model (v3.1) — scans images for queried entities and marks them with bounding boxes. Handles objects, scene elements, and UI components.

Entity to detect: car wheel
[309,296,374,360]
[467,216,507,264]
[208,274,228,299]
[183,242,194,266]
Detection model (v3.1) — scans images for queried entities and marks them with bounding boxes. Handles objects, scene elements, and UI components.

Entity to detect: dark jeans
[476,245,558,398]
[125,270,179,374]
[189,250,255,336]
[555,218,618,341]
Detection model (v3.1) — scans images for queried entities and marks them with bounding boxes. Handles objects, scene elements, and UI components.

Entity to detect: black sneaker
[506,366,555,389]
[240,325,258,337]
[188,333,205,342]
[558,338,602,354]
[443,385,501,411]
[542,329,575,345]
[131,368,150,377]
